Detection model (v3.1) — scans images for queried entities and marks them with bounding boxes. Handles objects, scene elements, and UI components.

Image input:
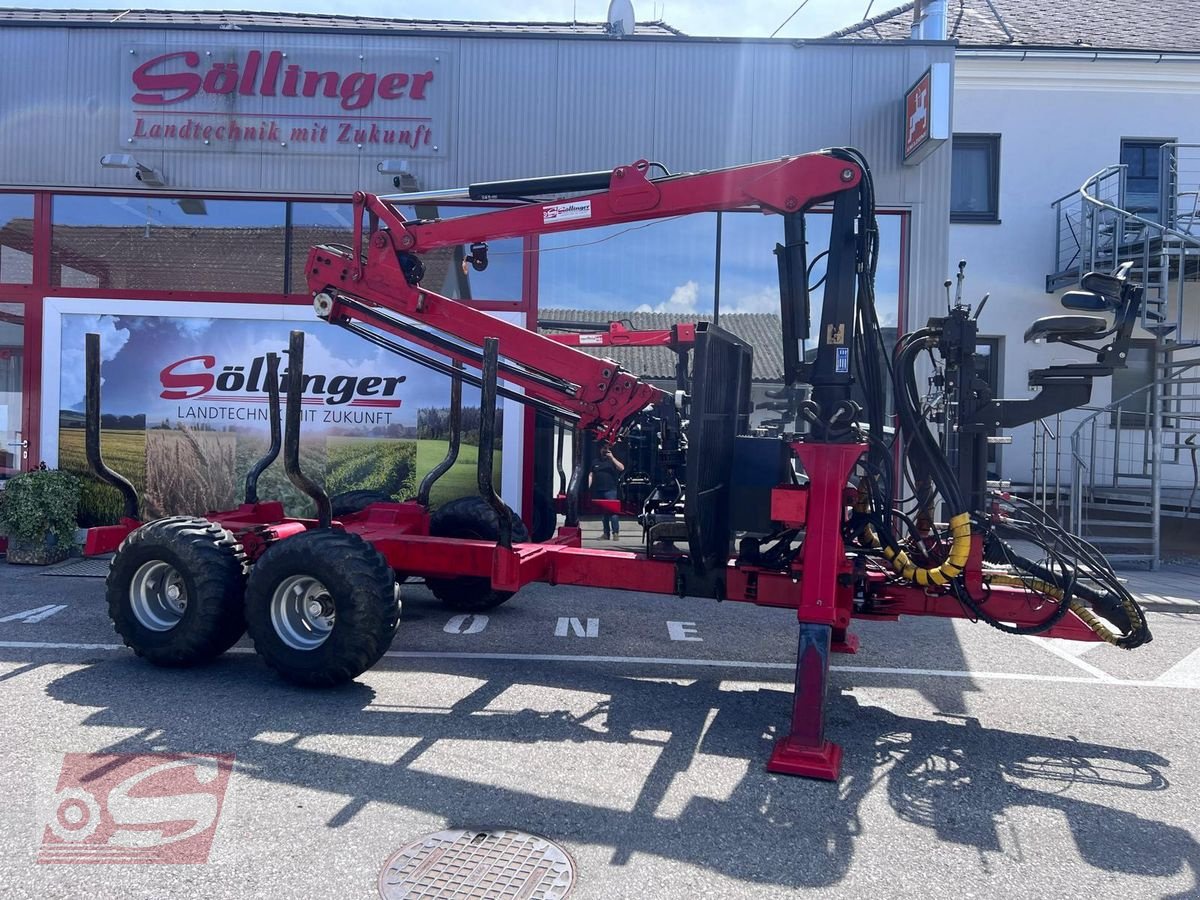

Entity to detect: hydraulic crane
[90,148,1151,781]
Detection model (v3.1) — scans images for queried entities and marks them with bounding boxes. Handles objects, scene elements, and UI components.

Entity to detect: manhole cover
[379,829,575,900]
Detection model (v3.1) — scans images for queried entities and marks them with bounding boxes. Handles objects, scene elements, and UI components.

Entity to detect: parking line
[0,640,1197,690]
[1023,636,1116,682]
[1156,646,1200,688]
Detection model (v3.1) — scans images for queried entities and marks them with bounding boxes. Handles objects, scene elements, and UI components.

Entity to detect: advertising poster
[46,302,514,525]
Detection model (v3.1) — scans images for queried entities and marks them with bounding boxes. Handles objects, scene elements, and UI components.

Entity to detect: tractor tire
[425,496,530,612]
[106,516,248,667]
[529,485,558,543]
[244,529,400,687]
[330,489,394,518]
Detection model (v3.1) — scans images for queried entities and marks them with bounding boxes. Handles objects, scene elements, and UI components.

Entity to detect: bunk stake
[283,331,332,528]
[85,332,139,520]
[417,360,464,506]
[478,337,513,548]
[244,352,282,504]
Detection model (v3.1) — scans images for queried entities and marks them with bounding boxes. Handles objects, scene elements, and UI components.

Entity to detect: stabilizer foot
[767,737,842,781]
[831,631,859,654]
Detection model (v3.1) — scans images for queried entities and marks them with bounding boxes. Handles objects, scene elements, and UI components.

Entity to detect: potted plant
[0,469,82,565]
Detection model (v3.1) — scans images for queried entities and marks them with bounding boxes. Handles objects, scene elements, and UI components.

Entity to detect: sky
[16,0,885,39]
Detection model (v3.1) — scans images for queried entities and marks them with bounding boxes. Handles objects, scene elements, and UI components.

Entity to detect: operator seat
[1023,314,1107,343]
[1023,265,1141,387]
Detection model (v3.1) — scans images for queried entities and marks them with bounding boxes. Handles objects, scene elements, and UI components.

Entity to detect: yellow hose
[862,512,972,587]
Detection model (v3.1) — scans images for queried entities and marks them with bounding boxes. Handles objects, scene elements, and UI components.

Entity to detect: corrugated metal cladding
[0,25,953,312]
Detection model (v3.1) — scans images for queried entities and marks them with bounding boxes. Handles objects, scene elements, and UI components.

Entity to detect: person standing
[588,443,625,540]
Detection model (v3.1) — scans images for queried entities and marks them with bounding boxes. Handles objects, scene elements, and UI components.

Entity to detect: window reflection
[289,200,523,301]
[52,196,287,292]
[719,210,903,328]
[0,194,34,284]
[539,214,718,316]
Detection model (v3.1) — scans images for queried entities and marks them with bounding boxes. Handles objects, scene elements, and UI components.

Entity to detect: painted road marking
[443,615,489,635]
[667,621,702,642]
[0,605,68,624]
[555,617,599,638]
[1023,636,1115,681]
[1,640,1199,690]
[1156,646,1200,688]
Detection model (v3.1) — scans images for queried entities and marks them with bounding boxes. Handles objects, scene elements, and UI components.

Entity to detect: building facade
[836,0,1200,563]
[0,9,953,526]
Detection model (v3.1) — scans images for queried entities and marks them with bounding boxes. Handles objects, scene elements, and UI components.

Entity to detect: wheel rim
[129,560,188,632]
[270,575,336,651]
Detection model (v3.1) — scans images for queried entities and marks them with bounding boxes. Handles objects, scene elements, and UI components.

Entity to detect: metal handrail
[1081,165,1200,250]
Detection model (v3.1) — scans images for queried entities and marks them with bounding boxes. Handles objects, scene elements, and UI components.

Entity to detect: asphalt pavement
[0,554,1198,899]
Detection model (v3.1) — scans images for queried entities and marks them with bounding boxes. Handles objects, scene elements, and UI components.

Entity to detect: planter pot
[6,533,71,566]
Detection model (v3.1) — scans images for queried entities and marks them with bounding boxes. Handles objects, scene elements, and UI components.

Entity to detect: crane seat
[1023,314,1107,344]
[1060,289,1115,311]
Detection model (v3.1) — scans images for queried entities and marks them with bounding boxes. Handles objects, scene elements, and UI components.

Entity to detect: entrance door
[0,302,25,478]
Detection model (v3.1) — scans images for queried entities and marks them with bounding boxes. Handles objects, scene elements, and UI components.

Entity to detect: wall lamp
[378,159,419,191]
[100,153,167,188]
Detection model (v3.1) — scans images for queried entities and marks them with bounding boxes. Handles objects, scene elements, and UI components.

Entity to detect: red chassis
[87,151,1112,782]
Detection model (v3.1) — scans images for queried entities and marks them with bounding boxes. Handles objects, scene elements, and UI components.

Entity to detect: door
[0,302,25,478]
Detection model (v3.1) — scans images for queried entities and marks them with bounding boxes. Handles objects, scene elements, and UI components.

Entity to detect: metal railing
[1030,413,1063,517]
[1068,360,1200,565]
[1050,162,1200,336]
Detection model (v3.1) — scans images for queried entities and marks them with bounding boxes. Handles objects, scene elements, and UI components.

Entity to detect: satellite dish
[606,0,635,35]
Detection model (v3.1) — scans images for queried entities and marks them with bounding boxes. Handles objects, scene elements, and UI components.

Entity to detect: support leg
[831,627,859,654]
[767,622,842,781]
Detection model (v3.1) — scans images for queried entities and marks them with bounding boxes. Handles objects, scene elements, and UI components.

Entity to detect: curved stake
[243,352,282,504]
[478,337,512,548]
[283,331,331,528]
[85,332,139,520]
[417,360,463,506]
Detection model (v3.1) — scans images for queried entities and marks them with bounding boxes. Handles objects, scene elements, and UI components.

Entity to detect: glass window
[1120,139,1170,222]
[0,303,24,478]
[538,214,718,317]
[951,135,1000,223]
[0,194,34,284]
[289,200,524,301]
[52,196,287,293]
[719,210,904,329]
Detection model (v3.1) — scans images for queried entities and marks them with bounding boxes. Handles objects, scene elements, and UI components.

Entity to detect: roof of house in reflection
[538,308,785,382]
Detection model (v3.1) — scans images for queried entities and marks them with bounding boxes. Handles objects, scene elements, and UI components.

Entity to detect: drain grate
[379,829,575,900]
[39,557,113,578]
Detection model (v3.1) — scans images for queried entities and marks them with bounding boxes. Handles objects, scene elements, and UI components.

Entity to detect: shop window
[951,134,1000,223]
[0,194,34,284]
[288,200,524,301]
[51,196,287,293]
[718,209,904,336]
[718,209,904,417]
[538,214,717,318]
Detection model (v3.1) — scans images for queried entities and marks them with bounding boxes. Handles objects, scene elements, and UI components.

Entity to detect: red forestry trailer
[85,149,1151,781]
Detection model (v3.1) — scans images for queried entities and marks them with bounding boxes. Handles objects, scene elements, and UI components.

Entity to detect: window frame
[950,133,1001,225]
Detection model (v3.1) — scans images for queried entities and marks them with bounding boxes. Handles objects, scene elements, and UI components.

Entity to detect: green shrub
[0,469,82,545]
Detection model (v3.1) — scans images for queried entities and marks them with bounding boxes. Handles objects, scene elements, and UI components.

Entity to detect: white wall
[951,56,1200,484]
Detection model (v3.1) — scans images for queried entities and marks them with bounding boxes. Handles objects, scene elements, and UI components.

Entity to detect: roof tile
[829,0,1200,54]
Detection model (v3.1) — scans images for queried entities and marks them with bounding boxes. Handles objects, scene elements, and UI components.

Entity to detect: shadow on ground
[26,646,1198,896]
